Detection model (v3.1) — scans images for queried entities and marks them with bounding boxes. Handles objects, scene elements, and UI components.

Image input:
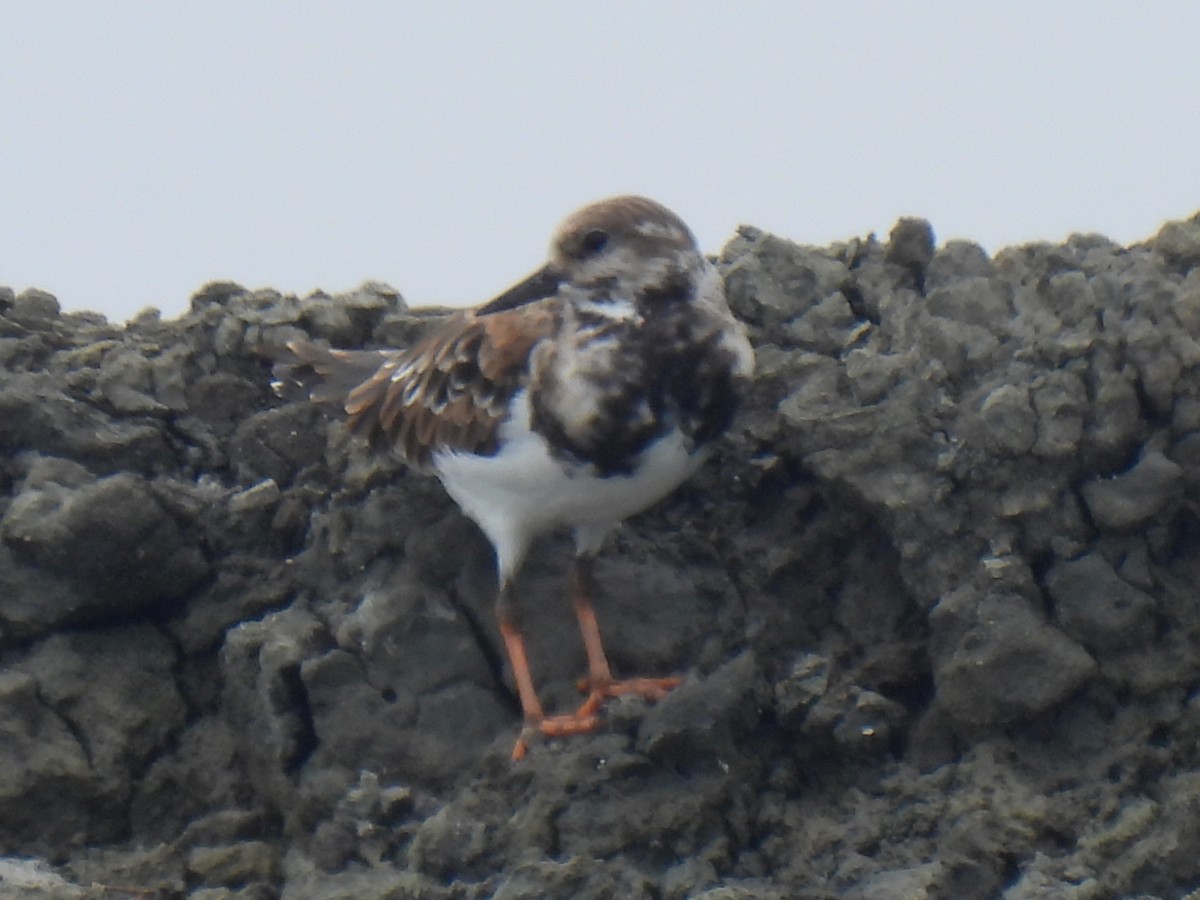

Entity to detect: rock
[0,374,170,473]
[3,208,1200,897]
[1153,213,1200,272]
[829,689,908,754]
[1030,370,1086,457]
[12,288,61,322]
[637,651,769,767]
[772,652,829,728]
[1044,553,1156,651]
[976,383,1037,456]
[0,472,210,618]
[1080,449,1184,531]
[128,718,251,842]
[492,858,658,900]
[721,231,850,327]
[885,217,936,286]
[186,842,281,889]
[925,277,1012,331]
[185,372,264,438]
[931,591,1097,727]
[0,543,92,643]
[228,405,329,485]
[927,240,994,287]
[219,606,328,818]
[0,670,93,853]
[0,625,185,853]
[0,857,88,899]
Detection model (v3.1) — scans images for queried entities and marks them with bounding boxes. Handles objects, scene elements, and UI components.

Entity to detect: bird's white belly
[432,390,704,577]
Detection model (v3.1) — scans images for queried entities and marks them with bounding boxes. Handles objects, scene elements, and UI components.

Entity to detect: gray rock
[0,669,93,851]
[0,857,88,900]
[17,626,185,774]
[1153,212,1200,272]
[0,373,170,472]
[1044,553,1156,651]
[925,277,1011,329]
[128,718,250,843]
[187,842,281,889]
[977,383,1037,455]
[931,591,1096,727]
[219,605,328,817]
[1,472,210,614]
[772,652,829,727]
[637,651,768,766]
[722,231,851,327]
[1030,370,1086,457]
[5,208,1200,897]
[228,404,329,485]
[885,217,936,282]
[927,240,995,287]
[1080,449,1184,531]
[0,625,185,853]
[185,372,266,438]
[1083,362,1143,465]
[0,543,92,643]
[12,288,61,322]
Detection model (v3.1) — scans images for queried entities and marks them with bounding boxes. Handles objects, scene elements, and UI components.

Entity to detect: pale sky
[3,3,1198,322]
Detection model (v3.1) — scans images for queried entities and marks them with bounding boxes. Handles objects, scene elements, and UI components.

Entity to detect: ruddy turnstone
[273,195,754,759]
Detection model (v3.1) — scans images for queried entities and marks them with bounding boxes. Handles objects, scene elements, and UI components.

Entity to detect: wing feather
[336,302,559,469]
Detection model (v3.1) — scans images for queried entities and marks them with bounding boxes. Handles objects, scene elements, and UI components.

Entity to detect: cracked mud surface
[3,212,1200,898]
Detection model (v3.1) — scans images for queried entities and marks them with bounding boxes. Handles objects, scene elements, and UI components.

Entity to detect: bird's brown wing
[338,302,560,469]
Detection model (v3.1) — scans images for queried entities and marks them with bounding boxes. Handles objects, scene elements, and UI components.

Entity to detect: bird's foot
[512,708,602,761]
[575,674,683,702]
[510,676,683,760]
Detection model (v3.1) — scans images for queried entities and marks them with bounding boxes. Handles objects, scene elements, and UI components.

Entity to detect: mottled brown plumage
[334,302,559,468]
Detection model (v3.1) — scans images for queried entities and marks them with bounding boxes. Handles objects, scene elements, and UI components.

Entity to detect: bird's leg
[497,580,601,760]
[569,556,682,715]
[570,555,614,692]
[496,582,545,725]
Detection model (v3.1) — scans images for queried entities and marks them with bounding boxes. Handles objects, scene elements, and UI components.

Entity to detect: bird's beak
[475,264,563,315]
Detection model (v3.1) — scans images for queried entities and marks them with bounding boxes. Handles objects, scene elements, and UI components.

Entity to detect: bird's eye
[579,229,609,256]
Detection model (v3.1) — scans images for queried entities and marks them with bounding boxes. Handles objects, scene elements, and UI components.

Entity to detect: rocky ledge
[2,211,1200,898]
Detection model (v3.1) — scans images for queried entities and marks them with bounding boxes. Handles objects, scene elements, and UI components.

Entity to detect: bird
[272,195,755,759]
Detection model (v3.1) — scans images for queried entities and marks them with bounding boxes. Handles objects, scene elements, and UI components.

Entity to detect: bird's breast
[432,389,705,544]
[527,304,746,476]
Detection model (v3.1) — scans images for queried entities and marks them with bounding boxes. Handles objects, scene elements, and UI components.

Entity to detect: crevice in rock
[277,663,319,775]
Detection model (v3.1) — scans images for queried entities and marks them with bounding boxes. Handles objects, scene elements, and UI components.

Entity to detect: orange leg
[569,557,682,713]
[498,562,682,761]
[498,583,603,760]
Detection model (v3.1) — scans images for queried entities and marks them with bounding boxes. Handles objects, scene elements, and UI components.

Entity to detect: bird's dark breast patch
[530,307,742,476]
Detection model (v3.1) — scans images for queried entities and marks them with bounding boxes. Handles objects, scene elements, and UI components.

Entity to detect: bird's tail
[269,339,389,411]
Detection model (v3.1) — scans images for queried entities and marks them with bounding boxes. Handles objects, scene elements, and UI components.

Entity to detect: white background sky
[3,3,1198,323]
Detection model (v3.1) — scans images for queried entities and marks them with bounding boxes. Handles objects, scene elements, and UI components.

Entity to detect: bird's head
[477,196,707,316]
